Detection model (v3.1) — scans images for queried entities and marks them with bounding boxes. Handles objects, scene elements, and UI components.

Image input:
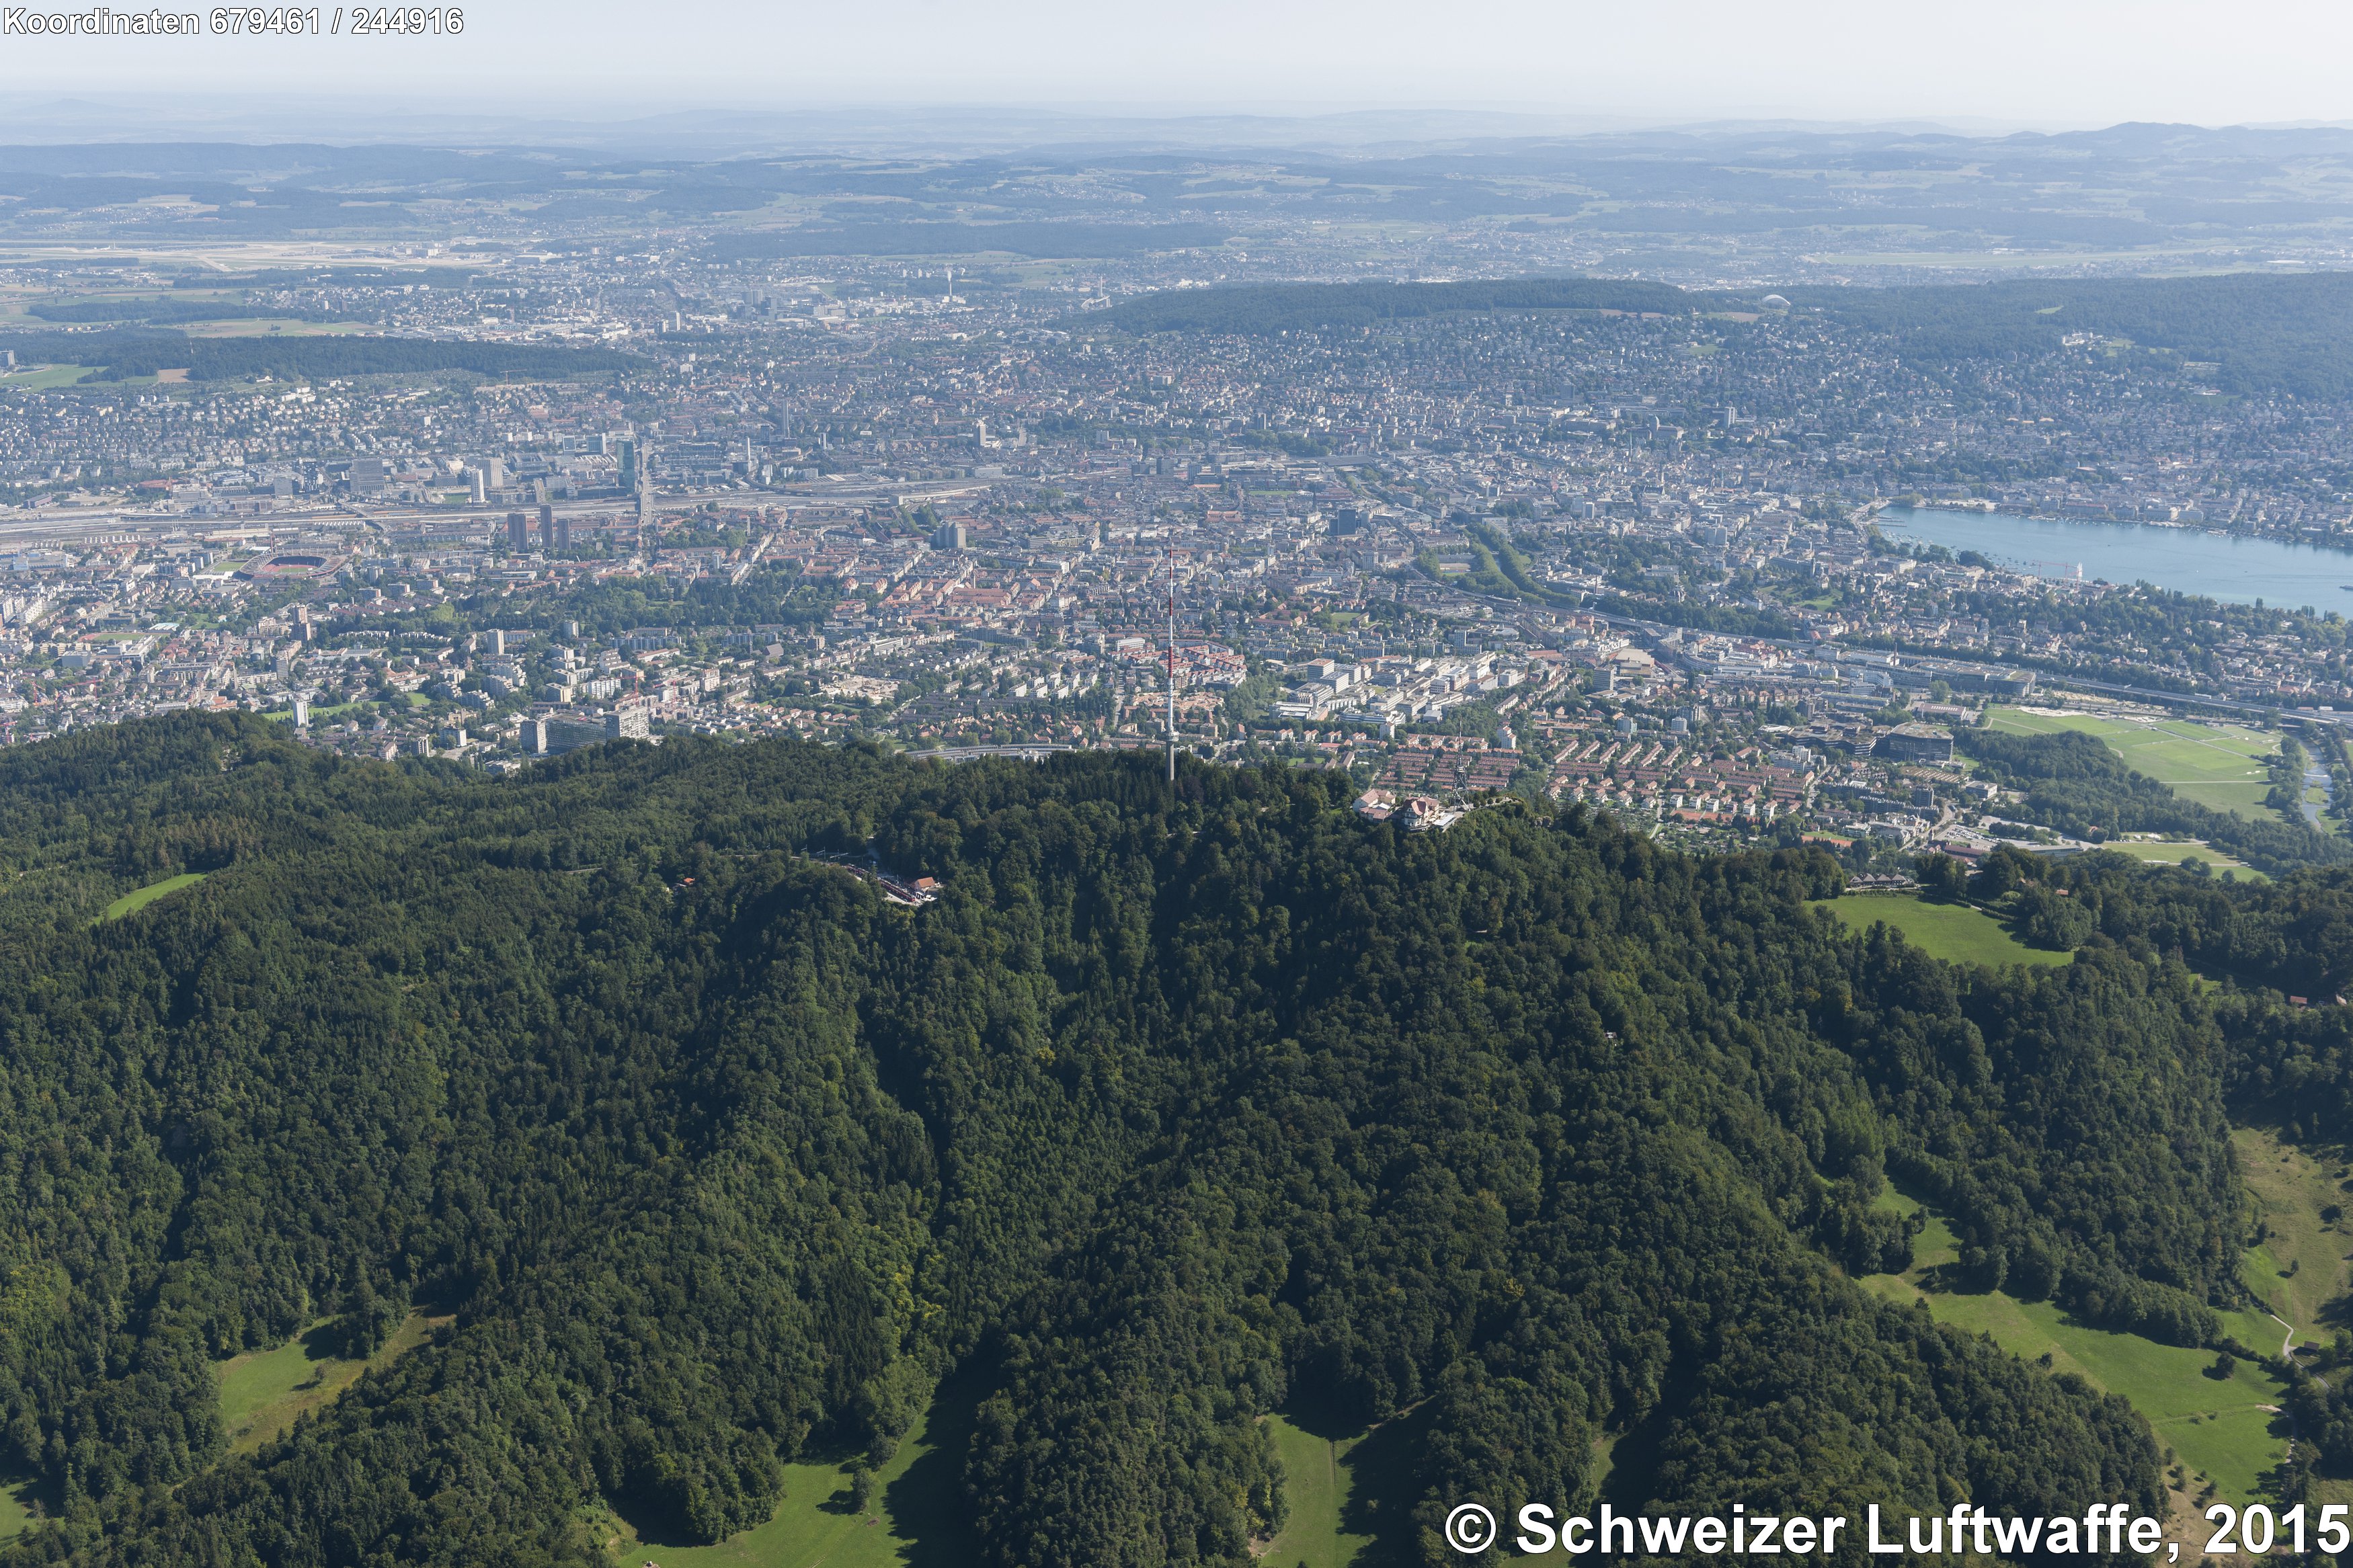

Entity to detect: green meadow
[218,1311,447,1455]
[1261,1415,1377,1568]
[1812,894,2073,967]
[98,871,206,922]
[2094,837,2266,880]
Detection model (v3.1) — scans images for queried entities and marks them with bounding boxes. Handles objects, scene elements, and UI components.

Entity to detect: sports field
[1983,707,2278,815]
[1812,894,2073,966]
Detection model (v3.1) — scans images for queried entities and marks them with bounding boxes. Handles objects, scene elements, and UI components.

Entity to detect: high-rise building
[538,503,556,550]
[486,628,508,657]
[471,469,488,505]
[616,439,638,493]
[507,511,530,551]
[932,521,967,550]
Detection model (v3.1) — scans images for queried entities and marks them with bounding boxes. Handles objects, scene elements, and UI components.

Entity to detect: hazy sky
[5,0,2353,132]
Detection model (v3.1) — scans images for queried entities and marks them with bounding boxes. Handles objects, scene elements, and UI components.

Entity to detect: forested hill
[1097,269,2353,400]
[1778,271,2353,401]
[0,715,2333,1567]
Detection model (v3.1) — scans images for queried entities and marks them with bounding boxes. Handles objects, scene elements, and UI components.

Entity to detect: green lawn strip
[2169,782,2275,816]
[2096,839,2266,880]
[216,1311,445,1455]
[1262,1415,1375,1568]
[601,1374,982,1567]
[98,871,205,922]
[1811,895,2072,968]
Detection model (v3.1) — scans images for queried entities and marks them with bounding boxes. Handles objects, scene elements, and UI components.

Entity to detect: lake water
[1874,505,2353,610]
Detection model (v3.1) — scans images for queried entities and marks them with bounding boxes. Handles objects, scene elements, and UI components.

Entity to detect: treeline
[1100,276,1695,335]
[0,716,2299,1567]
[1956,727,2352,875]
[0,329,634,383]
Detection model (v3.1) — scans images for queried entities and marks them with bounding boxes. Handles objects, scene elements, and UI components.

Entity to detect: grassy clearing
[1261,1415,1375,1568]
[598,1374,982,1568]
[99,871,205,922]
[2233,1126,2350,1348]
[1812,894,2073,968]
[1985,708,2278,816]
[0,1472,44,1542]
[217,1310,446,1455]
[1862,1185,2287,1506]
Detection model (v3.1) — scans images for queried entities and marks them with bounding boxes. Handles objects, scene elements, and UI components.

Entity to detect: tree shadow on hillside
[1330,1399,1439,1568]
[891,1362,992,1568]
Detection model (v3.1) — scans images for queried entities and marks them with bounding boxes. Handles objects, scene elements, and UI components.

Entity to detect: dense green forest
[2,717,2351,1565]
[0,330,633,382]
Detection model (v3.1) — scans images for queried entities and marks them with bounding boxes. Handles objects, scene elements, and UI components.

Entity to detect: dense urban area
[7,213,2353,878]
